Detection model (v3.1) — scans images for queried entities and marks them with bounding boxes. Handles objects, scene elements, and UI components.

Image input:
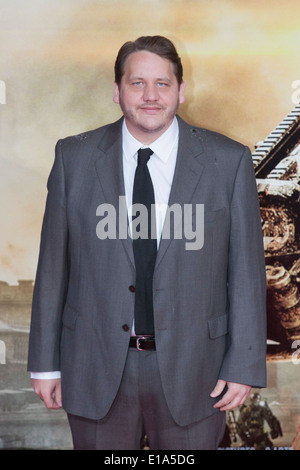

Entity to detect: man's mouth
[139,105,163,114]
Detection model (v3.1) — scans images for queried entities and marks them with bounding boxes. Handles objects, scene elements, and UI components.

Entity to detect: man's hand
[210,379,251,411]
[31,378,62,409]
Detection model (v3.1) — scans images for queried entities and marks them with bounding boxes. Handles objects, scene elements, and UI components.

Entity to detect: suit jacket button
[129,285,135,292]
[122,324,130,331]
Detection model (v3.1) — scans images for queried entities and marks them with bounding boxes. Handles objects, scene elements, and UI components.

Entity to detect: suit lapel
[93,116,207,271]
[94,117,135,268]
[155,117,206,270]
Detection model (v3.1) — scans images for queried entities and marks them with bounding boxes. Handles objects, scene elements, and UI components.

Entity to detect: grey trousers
[67,348,226,450]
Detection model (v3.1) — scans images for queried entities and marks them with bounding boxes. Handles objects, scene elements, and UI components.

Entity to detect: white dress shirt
[122,117,178,246]
[31,117,179,379]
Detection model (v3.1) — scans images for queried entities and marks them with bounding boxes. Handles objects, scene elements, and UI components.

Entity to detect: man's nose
[143,84,159,101]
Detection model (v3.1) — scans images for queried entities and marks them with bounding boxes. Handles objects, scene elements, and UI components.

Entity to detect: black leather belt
[129,336,156,351]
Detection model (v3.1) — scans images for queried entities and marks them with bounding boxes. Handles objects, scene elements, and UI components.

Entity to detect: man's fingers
[210,379,227,398]
[213,382,252,411]
[53,381,62,408]
[31,378,62,409]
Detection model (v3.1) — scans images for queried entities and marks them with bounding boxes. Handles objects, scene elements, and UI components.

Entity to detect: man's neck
[124,119,175,145]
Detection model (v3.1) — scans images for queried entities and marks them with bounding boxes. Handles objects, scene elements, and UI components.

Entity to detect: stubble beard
[119,98,180,138]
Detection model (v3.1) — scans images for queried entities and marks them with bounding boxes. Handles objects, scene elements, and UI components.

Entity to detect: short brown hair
[114,35,183,87]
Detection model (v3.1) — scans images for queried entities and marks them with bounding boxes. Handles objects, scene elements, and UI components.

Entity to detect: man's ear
[113,82,120,104]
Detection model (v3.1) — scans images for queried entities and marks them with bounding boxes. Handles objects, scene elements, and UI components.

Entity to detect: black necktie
[132,148,157,335]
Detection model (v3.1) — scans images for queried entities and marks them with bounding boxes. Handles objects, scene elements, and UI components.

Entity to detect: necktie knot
[138,148,153,166]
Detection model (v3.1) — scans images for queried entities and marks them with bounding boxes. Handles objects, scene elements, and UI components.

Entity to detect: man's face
[113,50,185,144]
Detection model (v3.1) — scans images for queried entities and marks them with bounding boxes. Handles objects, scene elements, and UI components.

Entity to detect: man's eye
[157,82,168,87]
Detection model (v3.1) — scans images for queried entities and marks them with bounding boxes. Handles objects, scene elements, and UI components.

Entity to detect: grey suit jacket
[28,116,266,426]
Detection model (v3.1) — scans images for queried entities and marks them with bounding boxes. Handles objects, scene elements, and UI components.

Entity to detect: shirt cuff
[30,371,61,379]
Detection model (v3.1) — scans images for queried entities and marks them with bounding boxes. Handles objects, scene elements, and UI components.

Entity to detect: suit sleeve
[27,140,68,372]
[219,146,267,387]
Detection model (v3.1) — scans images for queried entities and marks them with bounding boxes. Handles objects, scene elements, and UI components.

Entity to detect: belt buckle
[136,336,147,351]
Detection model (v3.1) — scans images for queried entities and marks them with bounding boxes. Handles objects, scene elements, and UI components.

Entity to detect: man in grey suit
[28,35,266,450]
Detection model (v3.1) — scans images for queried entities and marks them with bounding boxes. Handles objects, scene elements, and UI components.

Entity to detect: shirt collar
[122,117,179,163]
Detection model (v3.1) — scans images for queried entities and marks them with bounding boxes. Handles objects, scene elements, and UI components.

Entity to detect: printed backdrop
[1,0,300,449]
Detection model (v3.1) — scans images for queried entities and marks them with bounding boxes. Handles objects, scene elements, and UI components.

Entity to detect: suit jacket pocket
[62,304,78,330]
[208,313,228,339]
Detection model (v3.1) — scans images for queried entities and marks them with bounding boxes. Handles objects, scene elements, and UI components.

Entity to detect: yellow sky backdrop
[0,0,300,284]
